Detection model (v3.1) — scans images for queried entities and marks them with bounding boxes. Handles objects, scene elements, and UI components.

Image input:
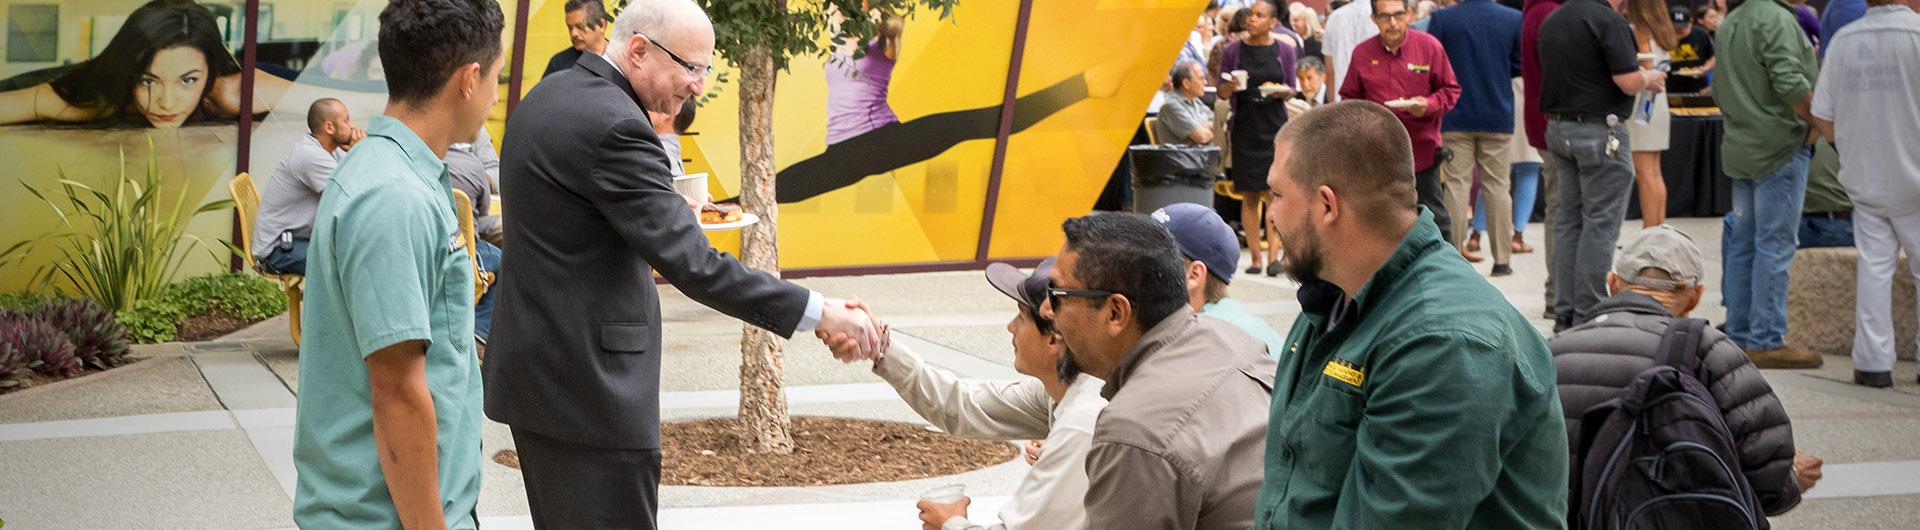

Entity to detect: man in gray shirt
[1155,61,1216,145]
[253,98,360,274]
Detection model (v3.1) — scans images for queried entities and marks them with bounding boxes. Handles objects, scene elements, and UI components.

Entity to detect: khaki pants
[1441,132,1514,264]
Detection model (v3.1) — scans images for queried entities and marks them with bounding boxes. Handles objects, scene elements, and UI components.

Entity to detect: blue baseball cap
[1151,203,1238,285]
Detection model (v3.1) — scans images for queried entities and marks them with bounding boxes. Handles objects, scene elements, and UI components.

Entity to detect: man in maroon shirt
[1339,0,1463,242]
[1522,0,1564,318]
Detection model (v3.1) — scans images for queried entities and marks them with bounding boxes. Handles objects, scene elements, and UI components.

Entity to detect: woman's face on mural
[134,45,210,128]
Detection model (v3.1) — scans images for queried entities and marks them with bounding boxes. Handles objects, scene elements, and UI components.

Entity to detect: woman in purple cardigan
[1220,0,1299,277]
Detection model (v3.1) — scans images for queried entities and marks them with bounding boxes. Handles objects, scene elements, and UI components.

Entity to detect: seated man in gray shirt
[447,128,503,342]
[1155,61,1216,145]
[252,98,360,275]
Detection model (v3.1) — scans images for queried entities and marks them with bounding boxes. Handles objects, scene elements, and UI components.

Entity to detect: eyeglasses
[1372,10,1410,21]
[637,31,712,78]
[1047,287,1116,308]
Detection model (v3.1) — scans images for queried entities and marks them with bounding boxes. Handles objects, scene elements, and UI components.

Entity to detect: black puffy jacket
[1549,291,1802,515]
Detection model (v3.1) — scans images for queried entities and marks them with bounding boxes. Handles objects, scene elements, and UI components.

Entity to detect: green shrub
[19,140,233,312]
[117,298,185,344]
[32,298,132,370]
[0,292,49,312]
[160,273,288,322]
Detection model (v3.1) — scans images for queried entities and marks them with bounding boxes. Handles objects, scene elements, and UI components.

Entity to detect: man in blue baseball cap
[1153,203,1289,359]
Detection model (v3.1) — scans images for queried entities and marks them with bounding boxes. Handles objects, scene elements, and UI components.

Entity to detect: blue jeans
[261,237,309,275]
[475,239,502,342]
[1474,161,1542,233]
[1798,214,1855,248]
[1722,147,1811,350]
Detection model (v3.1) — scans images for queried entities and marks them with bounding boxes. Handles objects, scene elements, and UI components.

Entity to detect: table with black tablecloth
[1626,113,1734,219]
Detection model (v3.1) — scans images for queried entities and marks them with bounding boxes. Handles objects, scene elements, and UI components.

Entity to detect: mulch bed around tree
[174,312,253,342]
[491,417,1019,487]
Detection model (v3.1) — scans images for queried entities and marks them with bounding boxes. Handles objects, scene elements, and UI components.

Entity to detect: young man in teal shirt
[291,1,505,528]
[1253,101,1567,529]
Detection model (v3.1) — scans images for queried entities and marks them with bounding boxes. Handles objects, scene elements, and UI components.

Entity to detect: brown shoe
[1467,231,1483,253]
[1512,233,1534,254]
[1460,248,1485,263]
[1746,346,1823,369]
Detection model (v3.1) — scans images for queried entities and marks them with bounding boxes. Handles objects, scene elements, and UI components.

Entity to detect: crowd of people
[249,0,1918,528]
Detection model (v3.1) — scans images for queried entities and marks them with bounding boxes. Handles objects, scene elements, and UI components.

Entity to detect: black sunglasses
[637,31,711,77]
[1047,287,1116,308]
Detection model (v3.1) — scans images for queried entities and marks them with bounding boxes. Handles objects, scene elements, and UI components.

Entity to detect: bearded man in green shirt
[1251,100,1568,529]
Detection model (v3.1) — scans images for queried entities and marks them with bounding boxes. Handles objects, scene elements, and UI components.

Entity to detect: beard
[1280,218,1327,285]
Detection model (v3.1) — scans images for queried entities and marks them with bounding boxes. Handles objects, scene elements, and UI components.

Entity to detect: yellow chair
[228,172,305,347]
[451,190,495,304]
[1143,117,1160,144]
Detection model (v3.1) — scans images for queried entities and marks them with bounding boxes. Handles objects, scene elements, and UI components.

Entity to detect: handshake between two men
[814,298,891,362]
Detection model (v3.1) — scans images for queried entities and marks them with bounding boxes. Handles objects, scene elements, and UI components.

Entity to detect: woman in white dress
[1624,0,1678,228]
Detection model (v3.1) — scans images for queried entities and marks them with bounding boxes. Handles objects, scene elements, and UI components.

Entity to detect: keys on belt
[1605,114,1621,156]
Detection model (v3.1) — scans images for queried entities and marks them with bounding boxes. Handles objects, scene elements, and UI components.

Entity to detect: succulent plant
[1,318,81,378]
[33,298,132,369]
[0,311,37,389]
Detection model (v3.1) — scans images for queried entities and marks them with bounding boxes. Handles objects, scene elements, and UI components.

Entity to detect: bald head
[1271,100,1417,229]
[606,0,714,58]
[306,98,346,134]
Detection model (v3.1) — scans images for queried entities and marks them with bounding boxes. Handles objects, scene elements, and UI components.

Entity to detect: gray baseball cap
[1614,225,1704,290]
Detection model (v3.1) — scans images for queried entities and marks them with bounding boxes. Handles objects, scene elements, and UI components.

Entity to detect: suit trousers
[513,427,662,530]
[1442,131,1514,265]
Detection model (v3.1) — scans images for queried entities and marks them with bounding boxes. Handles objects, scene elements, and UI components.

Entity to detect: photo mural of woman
[776,7,1138,204]
[0,0,301,128]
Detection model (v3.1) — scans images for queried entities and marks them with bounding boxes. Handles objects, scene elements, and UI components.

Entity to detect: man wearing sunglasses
[1039,212,1278,530]
[486,1,886,528]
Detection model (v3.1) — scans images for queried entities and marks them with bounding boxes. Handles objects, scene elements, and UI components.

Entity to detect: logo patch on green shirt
[1323,359,1364,388]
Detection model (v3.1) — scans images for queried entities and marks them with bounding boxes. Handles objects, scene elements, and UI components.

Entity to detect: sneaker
[1746,346,1823,369]
[1855,370,1893,388]
[1490,264,1513,277]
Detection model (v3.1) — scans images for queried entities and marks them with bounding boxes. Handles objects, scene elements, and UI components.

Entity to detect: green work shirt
[292,115,482,529]
[1203,297,1288,360]
[1804,140,1852,213]
[1254,209,1568,530]
[1715,0,1819,179]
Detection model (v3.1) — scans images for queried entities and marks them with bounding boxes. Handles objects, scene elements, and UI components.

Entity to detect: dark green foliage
[160,273,288,322]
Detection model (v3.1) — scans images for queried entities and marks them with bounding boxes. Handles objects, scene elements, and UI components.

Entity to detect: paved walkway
[3,219,1919,529]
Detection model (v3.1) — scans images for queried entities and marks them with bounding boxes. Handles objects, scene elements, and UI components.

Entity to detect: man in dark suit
[542,0,609,77]
[485,0,886,527]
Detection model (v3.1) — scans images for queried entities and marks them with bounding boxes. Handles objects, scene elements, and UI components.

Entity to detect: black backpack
[1571,318,1766,530]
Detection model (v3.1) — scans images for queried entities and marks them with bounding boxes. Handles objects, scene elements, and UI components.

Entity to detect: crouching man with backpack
[1550,225,1822,529]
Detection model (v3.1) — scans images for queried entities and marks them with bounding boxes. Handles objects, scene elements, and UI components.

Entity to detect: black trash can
[1129,144,1222,214]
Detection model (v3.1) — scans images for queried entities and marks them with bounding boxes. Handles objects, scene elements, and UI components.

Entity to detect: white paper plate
[701,211,759,231]
[1385,99,1418,109]
[1258,85,1294,97]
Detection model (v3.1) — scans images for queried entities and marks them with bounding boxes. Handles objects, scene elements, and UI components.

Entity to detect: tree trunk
[735,45,794,455]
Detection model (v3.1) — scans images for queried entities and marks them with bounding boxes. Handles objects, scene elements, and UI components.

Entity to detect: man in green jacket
[1714,0,1823,368]
[1252,100,1568,529]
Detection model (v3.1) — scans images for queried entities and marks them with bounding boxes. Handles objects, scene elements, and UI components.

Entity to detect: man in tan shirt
[870,259,1108,530]
[1041,212,1278,530]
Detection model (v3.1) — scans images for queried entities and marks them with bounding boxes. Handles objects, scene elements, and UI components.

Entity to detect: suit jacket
[484,54,811,450]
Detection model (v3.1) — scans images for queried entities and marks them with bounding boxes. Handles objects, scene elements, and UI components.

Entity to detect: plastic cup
[1230,70,1250,90]
[673,172,709,203]
[920,484,965,504]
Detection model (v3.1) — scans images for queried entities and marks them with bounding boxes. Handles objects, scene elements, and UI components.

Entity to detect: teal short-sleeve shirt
[292,115,482,529]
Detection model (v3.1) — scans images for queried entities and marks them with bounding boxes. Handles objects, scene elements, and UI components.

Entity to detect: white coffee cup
[673,172,709,203]
[920,484,966,504]
[1230,70,1250,90]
